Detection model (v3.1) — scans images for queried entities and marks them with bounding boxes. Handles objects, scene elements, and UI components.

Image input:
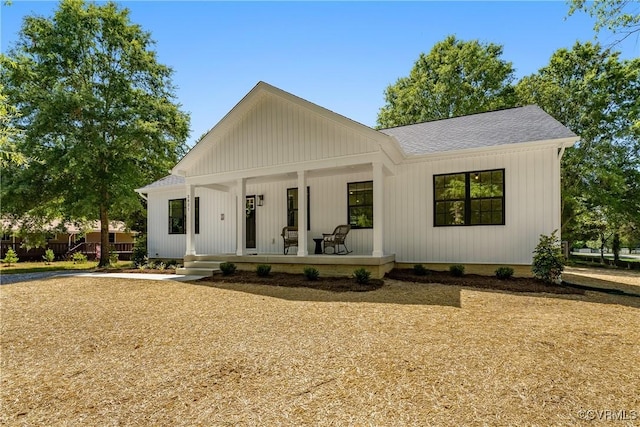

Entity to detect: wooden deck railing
[1,242,134,261]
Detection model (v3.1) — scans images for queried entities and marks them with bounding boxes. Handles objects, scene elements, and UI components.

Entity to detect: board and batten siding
[189,94,379,176]
[147,170,374,258]
[147,187,236,259]
[149,145,560,264]
[384,145,560,265]
[247,170,373,254]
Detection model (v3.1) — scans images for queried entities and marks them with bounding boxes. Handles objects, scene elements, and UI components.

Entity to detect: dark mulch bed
[195,269,585,295]
[196,270,384,292]
[386,268,585,295]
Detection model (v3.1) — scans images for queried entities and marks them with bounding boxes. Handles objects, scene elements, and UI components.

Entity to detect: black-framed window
[168,197,200,234]
[434,169,504,226]
[108,233,115,243]
[348,181,373,229]
[287,187,310,230]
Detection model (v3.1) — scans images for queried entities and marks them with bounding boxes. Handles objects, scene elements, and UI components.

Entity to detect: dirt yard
[1,276,638,426]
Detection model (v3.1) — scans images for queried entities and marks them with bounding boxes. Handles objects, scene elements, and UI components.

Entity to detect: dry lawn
[1,277,639,426]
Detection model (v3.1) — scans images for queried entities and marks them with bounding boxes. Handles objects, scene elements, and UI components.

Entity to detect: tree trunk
[99,205,110,267]
[612,232,621,263]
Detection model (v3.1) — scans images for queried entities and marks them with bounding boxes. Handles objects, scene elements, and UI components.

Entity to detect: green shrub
[71,252,87,264]
[532,230,564,283]
[256,264,271,277]
[495,266,514,280]
[109,252,119,267]
[220,262,237,276]
[303,266,320,281]
[157,262,166,271]
[2,248,19,266]
[43,248,55,264]
[353,267,371,284]
[131,235,147,267]
[449,264,465,277]
[413,264,429,276]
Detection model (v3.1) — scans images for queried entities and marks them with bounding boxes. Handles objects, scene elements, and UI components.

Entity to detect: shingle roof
[379,105,577,155]
[137,175,185,191]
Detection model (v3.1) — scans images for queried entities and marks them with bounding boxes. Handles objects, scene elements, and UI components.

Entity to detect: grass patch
[0,277,637,425]
[0,260,132,274]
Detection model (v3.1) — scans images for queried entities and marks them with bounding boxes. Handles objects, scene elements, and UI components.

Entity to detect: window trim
[347,180,374,229]
[287,187,310,230]
[433,168,505,227]
[168,197,200,235]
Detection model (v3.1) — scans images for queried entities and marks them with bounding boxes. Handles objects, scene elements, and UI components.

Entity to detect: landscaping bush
[131,235,147,267]
[449,264,465,277]
[303,266,320,281]
[43,248,55,264]
[71,252,87,264]
[353,267,371,284]
[157,262,166,271]
[256,264,271,277]
[2,248,19,266]
[532,230,564,283]
[109,252,119,267]
[220,262,237,276]
[495,266,514,280]
[413,264,429,276]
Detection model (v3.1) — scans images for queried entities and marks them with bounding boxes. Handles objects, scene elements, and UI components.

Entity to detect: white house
[136,82,578,276]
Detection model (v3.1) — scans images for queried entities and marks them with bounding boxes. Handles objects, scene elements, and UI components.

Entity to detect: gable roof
[379,105,578,155]
[172,81,403,175]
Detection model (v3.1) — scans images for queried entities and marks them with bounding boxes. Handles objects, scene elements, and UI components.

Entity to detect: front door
[246,196,256,249]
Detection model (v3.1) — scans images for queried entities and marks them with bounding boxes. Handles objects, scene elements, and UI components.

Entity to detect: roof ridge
[378,105,537,131]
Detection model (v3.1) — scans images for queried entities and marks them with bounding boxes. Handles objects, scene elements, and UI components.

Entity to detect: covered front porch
[179,253,396,279]
[178,152,398,262]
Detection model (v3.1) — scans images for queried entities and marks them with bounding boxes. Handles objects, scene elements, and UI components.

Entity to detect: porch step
[176,260,220,276]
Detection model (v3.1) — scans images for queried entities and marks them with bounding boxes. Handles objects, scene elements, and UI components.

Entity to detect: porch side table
[313,238,324,254]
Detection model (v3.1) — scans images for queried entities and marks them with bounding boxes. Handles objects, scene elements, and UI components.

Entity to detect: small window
[169,197,200,235]
[434,169,504,226]
[287,187,310,230]
[108,233,115,243]
[169,199,186,234]
[348,181,373,229]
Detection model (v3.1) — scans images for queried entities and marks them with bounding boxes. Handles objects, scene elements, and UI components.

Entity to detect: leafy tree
[567,0,640,44]
[377,35,516,128]
[0,82,25,167]
[1,0,189,266]
[515,42,640,251]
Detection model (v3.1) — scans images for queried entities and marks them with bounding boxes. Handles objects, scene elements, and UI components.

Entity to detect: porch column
[297,170,308,256]
[236,178,246,256]
[185,183,196,256]
[372,162,384,257]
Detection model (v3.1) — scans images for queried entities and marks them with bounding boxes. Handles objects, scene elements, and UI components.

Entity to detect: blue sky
[2,1,638,147]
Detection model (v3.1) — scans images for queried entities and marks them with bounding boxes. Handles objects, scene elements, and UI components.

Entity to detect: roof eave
[402,136,580,163]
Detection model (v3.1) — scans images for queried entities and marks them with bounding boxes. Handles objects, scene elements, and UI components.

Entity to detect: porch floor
[181,253,396,278]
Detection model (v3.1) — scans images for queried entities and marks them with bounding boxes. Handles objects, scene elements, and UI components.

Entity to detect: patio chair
[281,226,298,255]
[322,224,352,255]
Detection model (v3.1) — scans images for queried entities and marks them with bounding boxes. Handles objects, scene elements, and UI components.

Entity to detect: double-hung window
[348,181,373,229]
[434,169,504,226]
[287,187,310,230]
[168,197,200,234]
